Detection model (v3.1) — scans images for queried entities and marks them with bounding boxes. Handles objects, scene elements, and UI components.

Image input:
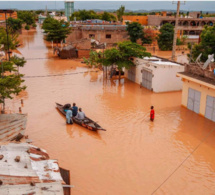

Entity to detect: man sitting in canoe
[63,103,71,111]
[72,103,78,117]
[66,108,73,124]
[75,108,85,120]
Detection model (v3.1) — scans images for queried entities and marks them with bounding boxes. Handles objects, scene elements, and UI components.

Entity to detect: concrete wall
[78,49,90,58]
[152,64,184,92]
[0,12,17,21]
[122,16,148,25]
[147,15,163,26]
[66,27,129,44]
[181,78,215,117]
[125,58,184,93]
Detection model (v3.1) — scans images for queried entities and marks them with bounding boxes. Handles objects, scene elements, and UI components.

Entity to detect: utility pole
[189,43,193,64]
[4,12,10,61]
[172,1,180,61]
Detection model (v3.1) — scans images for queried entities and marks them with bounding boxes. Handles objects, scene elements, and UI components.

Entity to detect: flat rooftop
[177,72,215,88]
[143,56,182,66]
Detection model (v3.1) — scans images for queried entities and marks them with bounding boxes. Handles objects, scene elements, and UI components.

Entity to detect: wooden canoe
[56,103,106,131]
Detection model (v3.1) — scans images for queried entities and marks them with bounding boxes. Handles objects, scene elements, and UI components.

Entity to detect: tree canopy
[7,18,23,33]
[102,41,151,70]
[157,23,174,51]
[70,10,116,21]
[11,55,27,72]
[191,25,215,61]
[83,51,102,68]
[126,22,143,43]
[84,41,151,79]
[42,17,71,43]
[126,22,153,45]
[141,28,153,45]
[17,11,36,26]
[101,12,116,22]
[71,10,99,21]
[116,5,125,22]
[0,27,19,58]
[0,60,26,112]
[85,41,151,68]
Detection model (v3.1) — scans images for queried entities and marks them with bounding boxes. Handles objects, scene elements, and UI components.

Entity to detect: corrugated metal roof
[0,114,27,142]
[0,143,64,195]
[0,182,64,195]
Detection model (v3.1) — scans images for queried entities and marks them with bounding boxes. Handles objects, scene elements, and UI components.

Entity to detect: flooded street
[6,26,215,194]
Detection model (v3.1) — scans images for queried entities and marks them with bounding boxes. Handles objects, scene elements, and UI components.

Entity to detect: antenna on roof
[195,53,202,66]
[202,54,214,70]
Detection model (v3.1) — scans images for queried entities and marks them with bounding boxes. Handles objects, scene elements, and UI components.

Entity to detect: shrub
[25,25,30,30]
[32,23,37,28]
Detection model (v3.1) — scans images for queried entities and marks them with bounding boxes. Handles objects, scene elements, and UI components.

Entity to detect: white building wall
[152,65,184,92]
[125,57,185,92]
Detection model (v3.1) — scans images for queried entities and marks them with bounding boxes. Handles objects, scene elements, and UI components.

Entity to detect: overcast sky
[0,1,215,11]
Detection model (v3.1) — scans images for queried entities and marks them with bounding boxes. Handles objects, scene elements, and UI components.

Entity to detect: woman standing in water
[150,106,155,121]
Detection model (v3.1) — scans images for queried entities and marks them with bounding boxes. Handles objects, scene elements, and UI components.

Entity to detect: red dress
[150,109,155,121]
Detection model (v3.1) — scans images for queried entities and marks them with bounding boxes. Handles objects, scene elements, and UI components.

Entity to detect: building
[0,10,17,27]
[38,14,47,24]
[66,25,129,46]
[0,10,17,21]
[121,11,215,43]
[147,12,215,43]
[177,63,215,122]
[125,56,184,93]
[65,0,74,22]
[122,15,148,25]
[38,13,68,24]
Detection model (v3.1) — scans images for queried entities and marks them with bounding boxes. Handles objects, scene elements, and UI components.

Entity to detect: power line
[151,126,215,195]
[23,70,100,78]
[25,57,56,60]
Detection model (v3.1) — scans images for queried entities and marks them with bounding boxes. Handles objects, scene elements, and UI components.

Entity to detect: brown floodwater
[4,26,215,195]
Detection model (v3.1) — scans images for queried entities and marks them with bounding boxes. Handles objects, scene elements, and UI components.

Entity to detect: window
[89,34,95,38]
[106,34,111,39]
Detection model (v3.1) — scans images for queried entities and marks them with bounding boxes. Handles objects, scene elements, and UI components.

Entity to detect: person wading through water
[66,108,73,124]
[150,106,155,121]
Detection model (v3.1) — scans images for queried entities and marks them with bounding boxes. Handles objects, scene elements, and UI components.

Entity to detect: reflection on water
[5,25,215,195]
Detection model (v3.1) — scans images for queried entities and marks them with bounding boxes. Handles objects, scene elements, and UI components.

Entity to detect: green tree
[191,25,215,61]
[42,17,71,44]
[0,60,26,113]
[116,5,125,22]
[32,23,37,28]
[84,41,151,79]
[0,27,19,59]
[7,18,23,33]
[35,10,44,15]
[70,10,100,21]
[186,11,189,17]
[157,23,174,51]
[126,22,143,43]
[141,29,153,45]
[101,12,116,21]
[25,25,30,30]
[17,11,35,25]
[11,55,26,73]
[103,41,151,79]
[83,50,102,68]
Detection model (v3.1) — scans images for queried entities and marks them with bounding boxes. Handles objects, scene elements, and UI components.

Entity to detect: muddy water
[6,26,215,195]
